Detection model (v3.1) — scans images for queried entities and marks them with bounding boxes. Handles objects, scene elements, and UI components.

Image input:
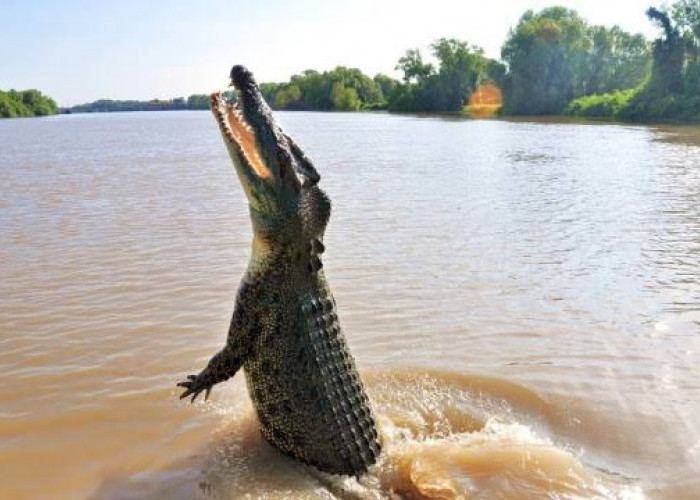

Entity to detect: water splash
[94,369,642,499]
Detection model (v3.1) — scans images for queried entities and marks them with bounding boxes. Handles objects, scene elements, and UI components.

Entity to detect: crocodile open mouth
[210,91,271,180]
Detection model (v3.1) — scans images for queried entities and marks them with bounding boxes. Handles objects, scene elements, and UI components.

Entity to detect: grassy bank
[566,87,700,124]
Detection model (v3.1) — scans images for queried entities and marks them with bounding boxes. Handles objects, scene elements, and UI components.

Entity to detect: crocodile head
[211,66,329,257]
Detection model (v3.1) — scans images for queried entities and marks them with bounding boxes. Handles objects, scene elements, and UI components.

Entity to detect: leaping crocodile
[177,65,381,476]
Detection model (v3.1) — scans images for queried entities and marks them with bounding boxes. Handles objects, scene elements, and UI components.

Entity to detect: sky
[1,0,661,106]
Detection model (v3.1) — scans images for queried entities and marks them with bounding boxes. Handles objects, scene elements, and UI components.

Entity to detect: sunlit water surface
[1,111,699,499]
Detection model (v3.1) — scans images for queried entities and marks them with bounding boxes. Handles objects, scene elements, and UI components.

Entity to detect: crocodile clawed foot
[177,374,213,403]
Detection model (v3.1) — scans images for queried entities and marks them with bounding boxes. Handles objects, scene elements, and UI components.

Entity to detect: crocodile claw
[177,373,213,403]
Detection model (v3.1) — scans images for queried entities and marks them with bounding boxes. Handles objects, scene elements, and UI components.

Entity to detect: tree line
[261,2,699,122]
[257,41,503,113]
[66,94,211,113]
[502,7,650,115]
[568,0,700,121]
[6,2,699,123]
[258,8,653,115]
[61,5,659,118]
[0,89,59,118]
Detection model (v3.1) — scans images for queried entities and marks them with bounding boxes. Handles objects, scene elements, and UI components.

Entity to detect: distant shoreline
[7,3,700,125]
[61,95,212,114]
[52,107,700,127]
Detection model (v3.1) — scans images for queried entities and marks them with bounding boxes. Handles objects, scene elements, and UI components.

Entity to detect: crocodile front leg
[177,301,254,402]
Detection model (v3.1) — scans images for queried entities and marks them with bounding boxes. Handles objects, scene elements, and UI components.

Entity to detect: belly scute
[244,291,381,476]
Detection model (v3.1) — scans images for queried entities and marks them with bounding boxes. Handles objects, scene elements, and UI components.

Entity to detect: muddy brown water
[1,111,698,499]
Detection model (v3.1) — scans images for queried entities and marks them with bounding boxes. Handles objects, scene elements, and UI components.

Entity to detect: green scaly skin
[177,65,381,476]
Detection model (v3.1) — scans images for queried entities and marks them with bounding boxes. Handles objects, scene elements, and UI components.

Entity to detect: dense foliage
[388,38,504,112]
[259,11,650,116]
[502,7,650,115]
[0,89,59,118]
[258,39,503,113]
[24,4,697,123]
[68,94,212,113]
[260,67,384,111]
[567,0,700,122]
[566,89,637,119]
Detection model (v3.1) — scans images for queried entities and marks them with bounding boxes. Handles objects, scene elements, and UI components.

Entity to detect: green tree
[331,82,361,111]
[390,39,496,112]
[290,69,332,109]
[260,67,384,111]
[567,1,700,122]
[395,49,435,83]
[274,85,302,109]
[259,83,284,105]
[0,91,28,117]
[619,3,700,121]
[431,38,488,110]
[186,94,210,109]
[373,73,399,103]
[502,7,593,114]
[673,1,700,93]
[671,0,700,39]
[645,7,685,93]
[587,26,650,94]
[0,89,58,118]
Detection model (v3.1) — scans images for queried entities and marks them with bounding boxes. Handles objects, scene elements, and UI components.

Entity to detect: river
[0,111,698,499]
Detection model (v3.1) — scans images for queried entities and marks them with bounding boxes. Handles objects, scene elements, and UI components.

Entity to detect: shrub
[565,89,637,119]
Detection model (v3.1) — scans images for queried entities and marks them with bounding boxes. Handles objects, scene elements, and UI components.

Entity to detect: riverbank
[566,88,700,124]
[54,103,700,128]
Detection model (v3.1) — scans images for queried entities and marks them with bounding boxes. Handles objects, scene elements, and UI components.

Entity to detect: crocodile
[177,65,381,476]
